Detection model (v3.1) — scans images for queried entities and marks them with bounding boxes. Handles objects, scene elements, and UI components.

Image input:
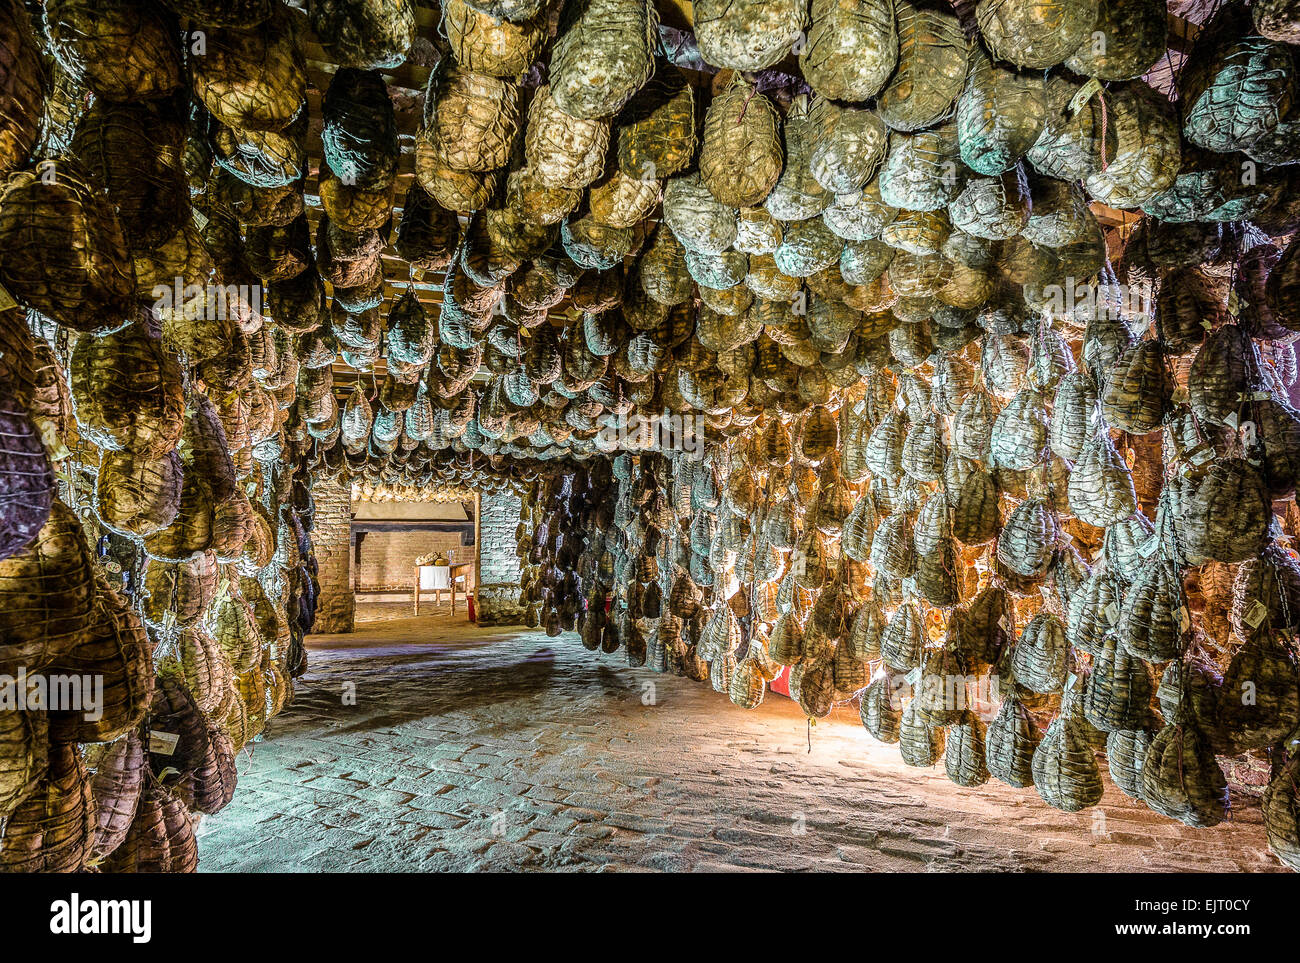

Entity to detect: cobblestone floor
[355,600,425,622]
[197,612,1287,872]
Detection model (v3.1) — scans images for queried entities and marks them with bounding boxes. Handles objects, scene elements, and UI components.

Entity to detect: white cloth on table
[419,564,450,590]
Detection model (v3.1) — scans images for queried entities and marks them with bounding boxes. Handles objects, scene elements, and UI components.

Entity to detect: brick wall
[356,530,466,591]
[312,477,354,634]
[476,488,525,625]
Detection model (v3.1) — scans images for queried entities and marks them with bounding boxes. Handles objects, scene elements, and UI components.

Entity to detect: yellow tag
[0,282,16,311]
[1227,289,1240,316]
[1068,78,1103,117]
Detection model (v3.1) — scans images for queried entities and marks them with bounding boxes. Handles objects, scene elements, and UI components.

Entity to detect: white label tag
[191,208,209,232]
[1190,446,1215,466]
[905,666,923,687]
[1245,600,1268,629]
[1103,601,1120,626]
[149,730,180,756]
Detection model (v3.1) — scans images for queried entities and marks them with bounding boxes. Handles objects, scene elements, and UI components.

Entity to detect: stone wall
[476,489,525,626]
[475,584,525,626]
[312,477,354,634]
[356,531,465,591]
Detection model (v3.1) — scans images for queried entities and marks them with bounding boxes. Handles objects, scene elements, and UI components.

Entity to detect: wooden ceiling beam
[1165,11,1200,57]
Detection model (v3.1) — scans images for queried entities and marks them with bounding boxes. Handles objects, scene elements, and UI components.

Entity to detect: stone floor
[196,610,1287,872]
[355,600,427,623]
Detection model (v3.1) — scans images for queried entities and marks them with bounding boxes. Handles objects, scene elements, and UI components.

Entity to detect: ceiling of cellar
[288,0,1215,396]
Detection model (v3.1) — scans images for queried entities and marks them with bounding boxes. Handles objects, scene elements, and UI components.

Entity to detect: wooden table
[413,562,475,616]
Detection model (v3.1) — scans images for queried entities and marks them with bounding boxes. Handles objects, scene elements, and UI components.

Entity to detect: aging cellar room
[0,0,1297,882]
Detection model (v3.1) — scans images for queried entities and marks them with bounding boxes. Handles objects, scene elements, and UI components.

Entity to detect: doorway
[351,492,480,623]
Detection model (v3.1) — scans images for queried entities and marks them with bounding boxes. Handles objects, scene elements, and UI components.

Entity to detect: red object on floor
[769,666,789,697]
[467,594,476,622]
